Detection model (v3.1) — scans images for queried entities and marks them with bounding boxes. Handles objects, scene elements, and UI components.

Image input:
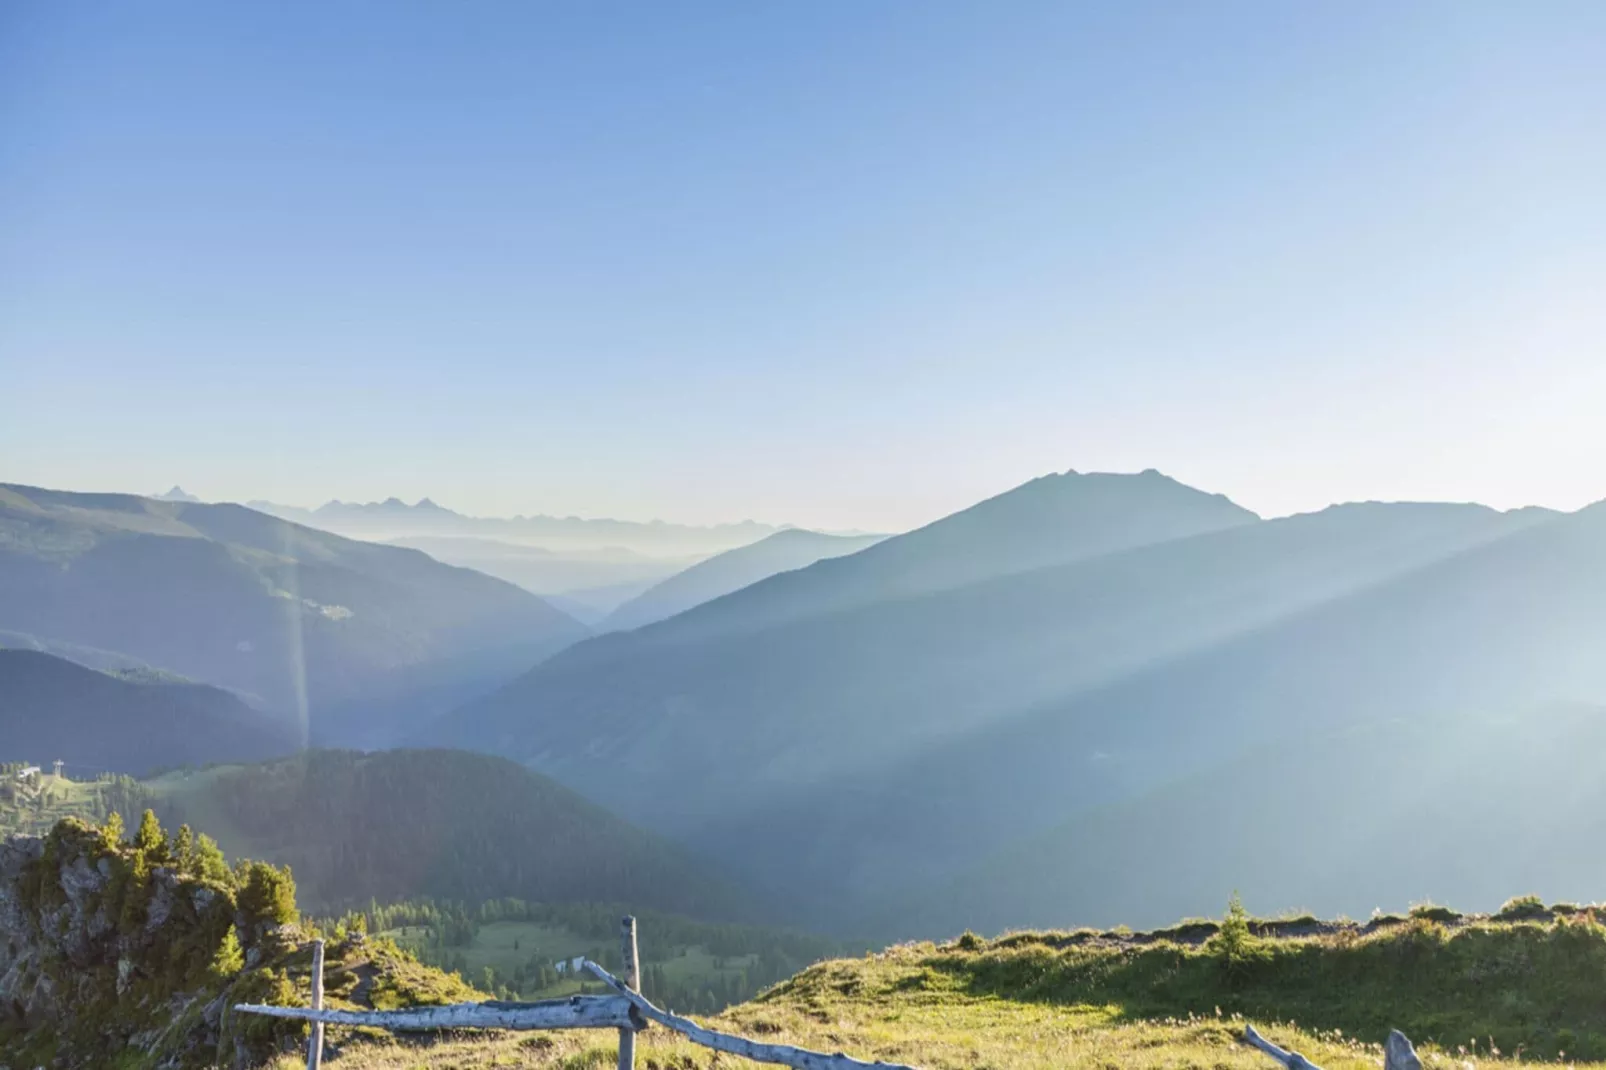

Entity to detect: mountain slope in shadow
[0,483,589,745]
[0,648,297,775]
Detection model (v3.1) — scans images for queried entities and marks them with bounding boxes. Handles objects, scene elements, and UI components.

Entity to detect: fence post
[617,916,640,1070]
[306,938,325,1070]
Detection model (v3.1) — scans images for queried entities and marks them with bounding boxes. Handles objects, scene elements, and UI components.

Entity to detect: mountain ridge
[604,528,890,632]
[419,470,1267,816]
[421,480,1568,930]
[0,648,298,775]
[0,483,589,746]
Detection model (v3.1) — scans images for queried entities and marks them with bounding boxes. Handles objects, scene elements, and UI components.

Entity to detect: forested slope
[152,749,754,920]
[0,648,297,775]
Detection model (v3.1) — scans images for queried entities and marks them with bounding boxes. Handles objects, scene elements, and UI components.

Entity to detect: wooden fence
[236,916,920,1070]
[236,916,1426,1070]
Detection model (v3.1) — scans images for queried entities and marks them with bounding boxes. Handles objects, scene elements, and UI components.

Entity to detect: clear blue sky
[3,1,1603,530]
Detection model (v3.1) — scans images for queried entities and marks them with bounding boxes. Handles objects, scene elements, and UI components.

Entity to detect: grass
[268,909,1606,1069]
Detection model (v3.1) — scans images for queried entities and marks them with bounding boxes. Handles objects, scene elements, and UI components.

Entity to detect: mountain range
[247,496,784,557]
[10,467,1606,941]
[0,483,588,749]
[419,468,1601,931]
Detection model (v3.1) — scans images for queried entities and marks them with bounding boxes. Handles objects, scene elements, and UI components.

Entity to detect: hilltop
[0,483,588,745]
[0,649,297,775]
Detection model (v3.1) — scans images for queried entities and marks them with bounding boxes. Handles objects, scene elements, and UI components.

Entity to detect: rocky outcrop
[0,819,301,1069]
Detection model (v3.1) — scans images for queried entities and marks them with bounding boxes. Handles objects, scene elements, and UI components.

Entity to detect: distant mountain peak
[155,485,200,503]
[314,496,452,516]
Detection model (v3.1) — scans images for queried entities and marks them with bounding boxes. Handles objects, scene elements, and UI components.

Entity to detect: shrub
[955,931,985,952]
[1206,893,1269,978]
[1410,902,1462,924]
[237,861,299,934]
[211,928,245,978]
[1497,894,1548,921]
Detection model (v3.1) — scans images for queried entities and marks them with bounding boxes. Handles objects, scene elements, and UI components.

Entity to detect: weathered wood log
[235,995,639,1031]
[1242,1024,1324,1069]
[306,938,325,1070]
[1384,1030,1423,1070]
[1244,1023,1422,1070]
[618,915,641,1070]
[582,959,922,1070]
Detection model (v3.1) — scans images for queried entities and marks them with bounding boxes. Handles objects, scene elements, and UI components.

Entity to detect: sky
[2,2,1604,532]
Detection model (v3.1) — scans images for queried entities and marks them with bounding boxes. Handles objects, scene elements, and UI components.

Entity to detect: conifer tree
[194,833,231,883]
[134,809,170,865]
[212,926,245,977]
[173,824,197,874]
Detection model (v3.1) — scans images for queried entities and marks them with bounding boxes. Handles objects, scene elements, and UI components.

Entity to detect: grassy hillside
[604,528,887,631]
[269,903,1606,1069]
[0,483,588,746]
[0,648,298,775]
[148,749,754,920]
[0,762,153,836]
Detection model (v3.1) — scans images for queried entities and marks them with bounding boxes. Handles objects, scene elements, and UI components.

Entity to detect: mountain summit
[613,468,1261,642]
[421,469,1263,812]
[154,485,200,502]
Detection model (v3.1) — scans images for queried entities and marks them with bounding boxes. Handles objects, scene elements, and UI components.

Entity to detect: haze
[10,5,1606,1066]
[4,1,1605,530]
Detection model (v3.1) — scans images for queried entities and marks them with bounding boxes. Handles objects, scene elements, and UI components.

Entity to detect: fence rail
[1243,1024,1423,1070]
[235,915,920,1070]
[234,994,640,1032]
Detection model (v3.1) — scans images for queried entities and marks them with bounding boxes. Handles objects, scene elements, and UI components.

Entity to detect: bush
[237,861,299,934]
[1410,902,1462,924]
[1497,894,1548,921]
[1206,893,1269,978]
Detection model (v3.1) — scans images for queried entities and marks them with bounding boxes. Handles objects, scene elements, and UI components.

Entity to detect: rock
[1384,1031,1423,1070]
